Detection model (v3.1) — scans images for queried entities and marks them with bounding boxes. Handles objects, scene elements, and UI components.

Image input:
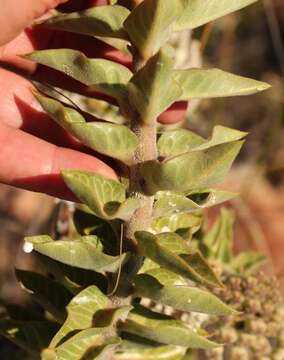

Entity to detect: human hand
[0,0,187,200]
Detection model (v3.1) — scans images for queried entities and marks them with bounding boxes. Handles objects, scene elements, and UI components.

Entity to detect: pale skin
[0,0,187,200]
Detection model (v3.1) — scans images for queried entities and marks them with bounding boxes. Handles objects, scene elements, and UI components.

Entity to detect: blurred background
[0,0,283,328]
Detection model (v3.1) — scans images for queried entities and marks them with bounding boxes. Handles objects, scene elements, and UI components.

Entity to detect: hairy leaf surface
[25,235,126,274]
[175,0,258,31]
[26,49,132,100]
[135,231,221,287]
[122,311,219,349]
[158,126,247,157]
[35,93,138,163]
[128,48,182,123]
[154,189,237,217]
[174,68,270,100]
[62,171,140,220]
[142,142,244,194]
[42,5,130,39]
[134,273,234,315]
[124,0,184,58]
[50,286,109,347]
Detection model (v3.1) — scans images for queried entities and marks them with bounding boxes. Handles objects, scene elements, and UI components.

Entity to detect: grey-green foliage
[1,1,270,359]
[200,208,266,273]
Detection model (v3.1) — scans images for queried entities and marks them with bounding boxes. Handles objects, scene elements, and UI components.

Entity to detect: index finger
[0,0,68,47]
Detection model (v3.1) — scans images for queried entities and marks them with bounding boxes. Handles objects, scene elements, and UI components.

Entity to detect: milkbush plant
[0,1,271,359]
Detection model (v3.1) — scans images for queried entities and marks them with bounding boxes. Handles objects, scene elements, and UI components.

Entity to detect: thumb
[0,0,68,46]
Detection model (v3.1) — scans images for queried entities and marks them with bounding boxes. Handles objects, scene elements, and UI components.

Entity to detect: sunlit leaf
[50,286,109,347]
[135,231,221,287]
[134,273,234,315]
[142,141,244,194]
[42,5,130,39]
[158,129,204,157]
[25,235,126,274]
[153,233,223,287]
[174,68,270,100]
[154,189,237,217]
[16,270,72,322]
[156,232,191,255]
[175,0,258,31]
[35,93,138,163]
[124,0,184,58]
[46,329,118,360]
[62,171,140,221]
[128,48,182,123]
[158,126,247,157]
[151,213,202,235]
[122,308,219,349]
[25,49,132,100]
[141,268,186,286]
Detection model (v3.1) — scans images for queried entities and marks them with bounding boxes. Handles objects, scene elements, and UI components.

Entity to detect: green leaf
[158,129,204,157]
[80,336,121,360]
[151,213,202,235]
[93,306,132,328]
[25,49,132,100]
[73,207,120,255]
[34,250,108,294]
[141,268,186,286]
[114,344,186,360]
[154,189,237,217]
[174,68,270,100]
[35,93,138,164]
[231,252,266,274]
[0,320,59,356]
[124,0,184,58]
[50,286,109,347]
[175,0,258,31]
[155,232,191,255]
[152,233,223,288]
[62,171,140,221]
[141,141,244,194]
[202,208,235,262]
[46,329,118,360]
[128,48,182,123]
[122,310,219,349]
[135,231,221,287]
[180,252,223,288]
[25,235,126,274]
[158,126,247,157]
[42,5,130,39]
[134,273,234,315]
[15,270,72,322]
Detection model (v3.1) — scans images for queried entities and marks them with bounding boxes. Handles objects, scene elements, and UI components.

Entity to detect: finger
[158,101,188,125]
[0,0,115,72]
[0,68,103,149]
[0,0,68,47]
[0,122,117,200]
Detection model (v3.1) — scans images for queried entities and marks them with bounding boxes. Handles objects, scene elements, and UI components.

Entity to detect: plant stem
[125,55,158,242]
